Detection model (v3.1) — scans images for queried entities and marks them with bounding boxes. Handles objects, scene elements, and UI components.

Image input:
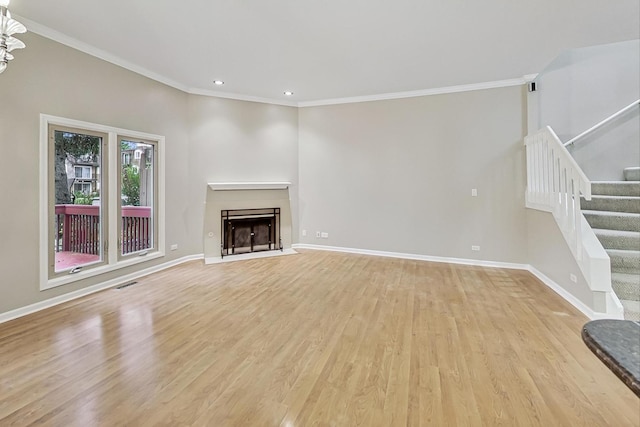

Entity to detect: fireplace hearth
[221,208,281,258]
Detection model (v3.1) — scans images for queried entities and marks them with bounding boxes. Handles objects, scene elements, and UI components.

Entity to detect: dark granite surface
[582,319,640,397]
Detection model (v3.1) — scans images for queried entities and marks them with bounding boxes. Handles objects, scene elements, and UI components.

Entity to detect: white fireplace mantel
[207,182,291,191]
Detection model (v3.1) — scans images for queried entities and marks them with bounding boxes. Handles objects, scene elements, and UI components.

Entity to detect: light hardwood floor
[0,250,638,426]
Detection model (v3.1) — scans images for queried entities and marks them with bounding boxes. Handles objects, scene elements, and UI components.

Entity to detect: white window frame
[74,165,92,179]
[73,182,92,194]
[39,114,166,291]
[118,136,158,259]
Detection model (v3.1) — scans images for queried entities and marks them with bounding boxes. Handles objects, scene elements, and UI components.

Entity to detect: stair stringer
[578,215,624,318]
[525,126,623,319]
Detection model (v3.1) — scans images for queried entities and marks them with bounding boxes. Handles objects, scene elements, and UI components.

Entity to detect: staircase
[583,169,640,321]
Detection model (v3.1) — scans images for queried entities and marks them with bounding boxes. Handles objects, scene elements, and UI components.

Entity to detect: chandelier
[0,0,26,74]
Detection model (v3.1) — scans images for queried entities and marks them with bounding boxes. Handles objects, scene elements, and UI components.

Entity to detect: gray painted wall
[534,39,640,181]
[0,32,601,317]
[0,34,299,314]
[298,87,529,264]
[0,32,189,314]
[187,95,299,259]
[526,209,596,310]
[567,112,639,181]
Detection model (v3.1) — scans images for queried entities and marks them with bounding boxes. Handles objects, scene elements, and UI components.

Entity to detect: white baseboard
[2,245,618,324]
[0,254,204,325]
[527,266,595,319]
[292,243,529,270]
[527,266,623,320]
[293,244,617,321]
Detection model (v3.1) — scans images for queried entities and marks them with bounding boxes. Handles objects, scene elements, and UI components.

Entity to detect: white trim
[189,88,297,108]
[293,244,621,320]
[41,114,165,141]
[527,266,622,320]
[41,252,164,291]
[205,248,297,264]
[297,77,529,107]
[38,114,49,295]
[18,15,189,93]
[40,114,166,290]
[292,244,529,270]
[5,245,621,324]
[208,182,292,191]
[19,15,533,108]
[0,254,203,325]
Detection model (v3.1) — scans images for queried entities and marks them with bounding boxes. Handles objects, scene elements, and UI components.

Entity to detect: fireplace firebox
[221,208,281,258]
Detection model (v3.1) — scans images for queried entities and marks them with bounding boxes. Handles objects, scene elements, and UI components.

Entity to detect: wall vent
[115,281,138,290]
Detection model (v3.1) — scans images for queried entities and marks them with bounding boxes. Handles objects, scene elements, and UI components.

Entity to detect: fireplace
[221,208,282,257]
[204,182,293,264]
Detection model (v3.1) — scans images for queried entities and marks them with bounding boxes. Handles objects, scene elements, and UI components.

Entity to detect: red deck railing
[54,204,152,255]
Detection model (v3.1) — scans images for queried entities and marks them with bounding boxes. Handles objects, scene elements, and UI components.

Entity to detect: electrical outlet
[170,244,178,251]
[302,230,307,237]
[471,245,480,251]
[570,273,577,283]
[316,231,321,238]
[471,188,478,197]
[321,232,329,239]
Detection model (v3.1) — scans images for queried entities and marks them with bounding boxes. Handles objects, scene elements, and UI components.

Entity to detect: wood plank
[0,250,637,426]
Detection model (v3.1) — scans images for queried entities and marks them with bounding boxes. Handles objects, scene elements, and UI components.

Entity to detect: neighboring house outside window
[40,115,165,291]
[69,162,99,194]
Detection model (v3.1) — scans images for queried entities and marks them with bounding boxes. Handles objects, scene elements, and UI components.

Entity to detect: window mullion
[107,131,119,265]
[40,114,165,291]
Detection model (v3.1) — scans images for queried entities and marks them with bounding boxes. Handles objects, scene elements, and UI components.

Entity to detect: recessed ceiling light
[213,80,224,86]
[284,91,294,96]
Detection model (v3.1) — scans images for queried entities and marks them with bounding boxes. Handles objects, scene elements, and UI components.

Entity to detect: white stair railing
[525,125,622,318]
[564,99,639,148]
[525,126,591,260]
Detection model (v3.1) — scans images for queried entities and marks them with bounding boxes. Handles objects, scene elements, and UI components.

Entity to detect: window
[74,166,92,179]
[119,137,157,257]
[40,115,165,290]
[73,182,92,195]
[49,125,107,277]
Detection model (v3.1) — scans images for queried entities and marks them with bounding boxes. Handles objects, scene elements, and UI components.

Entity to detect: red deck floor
[55,251,100,270]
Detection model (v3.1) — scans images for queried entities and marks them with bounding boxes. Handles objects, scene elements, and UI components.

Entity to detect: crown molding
[17,14,191,93]
[297,77,530,107]
[189,88,298,107]
[18,14,298,107]
[19,14,534,108]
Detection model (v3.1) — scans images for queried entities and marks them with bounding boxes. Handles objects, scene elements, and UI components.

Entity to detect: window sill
[41,251,164,291]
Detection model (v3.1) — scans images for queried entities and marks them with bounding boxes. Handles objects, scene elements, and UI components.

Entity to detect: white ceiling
[10,0,640,105]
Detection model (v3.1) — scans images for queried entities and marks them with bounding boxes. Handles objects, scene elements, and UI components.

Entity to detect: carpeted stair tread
[581,195,640,214]
[593,229,640,250]
[591,181,640,197]
[585,175,640,320]
[607,249,640,271]
[620,299,640,322]
[612,272,640,302]
[583,210,640,232]
[625,167,640,182]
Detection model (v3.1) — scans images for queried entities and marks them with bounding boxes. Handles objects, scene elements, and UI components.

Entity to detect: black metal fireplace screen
[221,208,281,258]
